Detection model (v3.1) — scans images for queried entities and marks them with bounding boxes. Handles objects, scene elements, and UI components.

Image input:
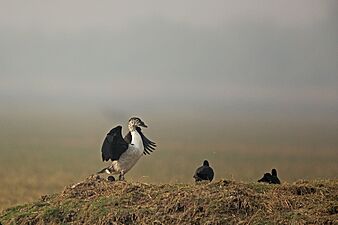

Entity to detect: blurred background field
[0,0,337,211]
[0,110,337,210]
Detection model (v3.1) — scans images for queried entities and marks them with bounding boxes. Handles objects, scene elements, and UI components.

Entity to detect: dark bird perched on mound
[258,169,281,184]
[193,160,214,182]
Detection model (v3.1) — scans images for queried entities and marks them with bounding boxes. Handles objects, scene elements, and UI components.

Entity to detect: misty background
[0,1,337,208]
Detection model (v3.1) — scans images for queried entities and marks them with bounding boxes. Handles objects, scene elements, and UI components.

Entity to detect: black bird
[193,160,214,182]
[258,169,281,184]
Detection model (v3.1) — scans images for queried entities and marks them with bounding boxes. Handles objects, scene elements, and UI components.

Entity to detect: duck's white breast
[109,130,144,174]
[118,145,143,173]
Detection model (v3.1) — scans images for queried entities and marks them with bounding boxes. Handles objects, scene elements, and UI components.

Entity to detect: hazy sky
[0,1,337,133]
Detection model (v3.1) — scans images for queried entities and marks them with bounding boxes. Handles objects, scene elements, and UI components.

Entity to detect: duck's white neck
[131,130,144,150]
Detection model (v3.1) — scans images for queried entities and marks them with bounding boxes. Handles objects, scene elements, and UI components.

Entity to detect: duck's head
[271,169,277,176]
[203,160,209,166]
[128,117,148,131]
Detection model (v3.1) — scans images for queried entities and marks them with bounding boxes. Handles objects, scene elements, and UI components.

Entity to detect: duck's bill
[140,122,148,128]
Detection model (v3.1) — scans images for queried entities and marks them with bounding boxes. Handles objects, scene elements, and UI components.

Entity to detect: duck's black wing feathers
[101,125,129,161]
[258,173,273,183]
[194,166,214,181]
[137,127,156,155]
[124,127,156,155]
[270,176,281,184]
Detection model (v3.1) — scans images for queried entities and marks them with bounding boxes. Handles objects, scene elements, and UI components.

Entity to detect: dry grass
[1,176,337,225]
[1,142,337,211]
[1,116,337,220]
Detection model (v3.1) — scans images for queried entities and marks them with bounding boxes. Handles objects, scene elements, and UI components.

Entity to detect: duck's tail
[97,167,111,174]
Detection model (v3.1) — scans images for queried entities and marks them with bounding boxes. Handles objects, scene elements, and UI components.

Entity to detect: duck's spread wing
[101,125,129,161]
[136,127,157,155]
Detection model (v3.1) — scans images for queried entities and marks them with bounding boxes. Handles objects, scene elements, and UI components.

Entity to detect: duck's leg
[119,170,125,181]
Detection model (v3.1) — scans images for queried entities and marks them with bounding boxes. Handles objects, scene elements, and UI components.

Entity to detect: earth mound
[1,176,337,224]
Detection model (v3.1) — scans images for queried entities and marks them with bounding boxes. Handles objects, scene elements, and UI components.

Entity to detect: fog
[0,1,337,177]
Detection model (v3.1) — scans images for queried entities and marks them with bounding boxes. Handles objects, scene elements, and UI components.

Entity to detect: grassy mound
[1,176,337,224]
